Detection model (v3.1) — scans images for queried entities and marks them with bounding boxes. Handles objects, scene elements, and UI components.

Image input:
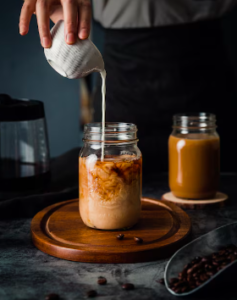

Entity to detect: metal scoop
[165,222,237,297]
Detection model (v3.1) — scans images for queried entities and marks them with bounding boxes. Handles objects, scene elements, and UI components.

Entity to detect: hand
[19,0,91,48]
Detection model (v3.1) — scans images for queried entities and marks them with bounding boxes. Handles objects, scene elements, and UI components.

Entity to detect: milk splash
[100,69,106,161]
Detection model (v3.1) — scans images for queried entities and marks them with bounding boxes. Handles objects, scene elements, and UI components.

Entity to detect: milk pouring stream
[100,70,106,161]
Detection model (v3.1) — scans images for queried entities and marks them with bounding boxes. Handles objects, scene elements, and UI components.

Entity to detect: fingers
[78,0,91,40]
[19,0,36,35]
[61,0,78,44]
[36,0,51,48]
[49,4,64,24]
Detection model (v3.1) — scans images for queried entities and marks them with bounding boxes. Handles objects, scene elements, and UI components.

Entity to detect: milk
[100,70,106,161]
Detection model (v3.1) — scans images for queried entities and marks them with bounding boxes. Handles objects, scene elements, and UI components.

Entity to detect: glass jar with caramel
[79,123,142,230]
[169,113,220,200]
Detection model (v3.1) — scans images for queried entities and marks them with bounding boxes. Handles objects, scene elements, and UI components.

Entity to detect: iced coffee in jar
[79,123,142,230]
[169,113,220,200]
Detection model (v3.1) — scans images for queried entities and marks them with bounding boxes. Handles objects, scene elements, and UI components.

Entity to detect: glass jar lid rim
[173,112,217,129]
[84,122,137,133]
[174,112,216,120]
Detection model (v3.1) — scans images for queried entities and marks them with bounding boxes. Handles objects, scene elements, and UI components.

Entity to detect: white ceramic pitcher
[44,20,104,79]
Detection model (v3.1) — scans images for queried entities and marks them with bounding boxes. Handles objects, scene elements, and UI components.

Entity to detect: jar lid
[173,112,216,128]
[0,94,45,122]
[83,123,138,143]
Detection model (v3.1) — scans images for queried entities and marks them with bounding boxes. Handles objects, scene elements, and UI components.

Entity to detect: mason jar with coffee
[79,122,142,230]
[169,113,220,200]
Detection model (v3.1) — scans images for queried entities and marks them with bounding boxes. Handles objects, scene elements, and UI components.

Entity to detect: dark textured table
[0,150,237,300]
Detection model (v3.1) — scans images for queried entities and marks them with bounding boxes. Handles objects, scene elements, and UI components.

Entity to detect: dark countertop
[0,149,237,300]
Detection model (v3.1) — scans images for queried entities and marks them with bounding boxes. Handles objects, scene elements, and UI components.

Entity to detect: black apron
[93,19,237,176]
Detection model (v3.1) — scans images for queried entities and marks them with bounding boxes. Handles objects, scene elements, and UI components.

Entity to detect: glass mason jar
[79,123,142,230]
[169,113,220,200]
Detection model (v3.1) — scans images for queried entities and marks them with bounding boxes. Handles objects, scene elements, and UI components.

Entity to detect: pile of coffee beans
[159,244,237,294]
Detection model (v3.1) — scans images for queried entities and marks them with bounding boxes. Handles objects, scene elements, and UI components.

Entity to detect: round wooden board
[162,192,228,210]
[31,198,191,263]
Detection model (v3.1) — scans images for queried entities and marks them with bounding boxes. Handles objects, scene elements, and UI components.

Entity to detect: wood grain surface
[162,192,228,210]
[31,198,191,263]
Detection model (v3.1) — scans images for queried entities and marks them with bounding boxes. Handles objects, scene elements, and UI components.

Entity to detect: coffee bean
[191,258,199,265]
[189,280,196,287]
[134,237,143,243]
[204,264,210,270]
[200,274,209,282]
[202,257,210,263]
[215,256,226,263]
[228,254,237,262]
[187,275,193,282]
[217,266,224,271]
[87,290,97,298]
[183,263,191,270]
[45,294,59,300]
[181,286,189,293]
[182,269,188,278]
[218,250,226,256]
[212,253,218,259]
[158,278,165,285]
[178,272,183,279]
[175,281,186,288]
[186,269,192,276]
[188,263,201,275]
[122,283,134,290]
[174,287,182,294]
[173,281,181,288]
[117,234,124,240]
[195,280,202,286]
[197,267,203,274]
[220,264,227,270]
[194,263,201,269]
[98,277,107,285]
[207,271,214,277]
[187,268,193,275]
[169,278,179,285]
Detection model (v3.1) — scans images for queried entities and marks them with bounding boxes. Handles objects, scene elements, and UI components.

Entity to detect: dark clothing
[94,18,237,175]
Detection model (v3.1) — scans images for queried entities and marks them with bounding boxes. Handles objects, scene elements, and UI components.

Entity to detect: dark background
[0,2,237,158]
[0,1,81,158]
